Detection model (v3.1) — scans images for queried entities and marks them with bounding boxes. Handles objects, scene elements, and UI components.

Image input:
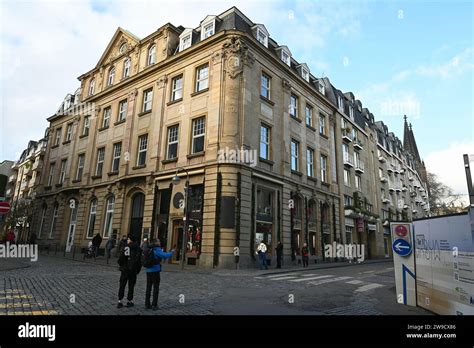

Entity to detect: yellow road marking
[0,310,58,315]
[0,295,33,300]
[0,302,33,309]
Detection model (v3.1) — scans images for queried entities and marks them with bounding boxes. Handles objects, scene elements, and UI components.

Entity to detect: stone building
[31,7,429,268]
[6,135,48,242]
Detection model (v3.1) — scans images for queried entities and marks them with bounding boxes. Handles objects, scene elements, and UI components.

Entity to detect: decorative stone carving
[282,78,291,91]
[156,75,168,89]
[128,88,138,101]
[211,50,223,65]
[222,36,254,79]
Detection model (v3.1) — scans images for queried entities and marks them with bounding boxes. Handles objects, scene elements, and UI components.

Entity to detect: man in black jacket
[117,235,142,308]
[91,233,103,259]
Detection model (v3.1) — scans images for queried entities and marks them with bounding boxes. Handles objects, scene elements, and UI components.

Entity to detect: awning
[368,224,377,231]
[345,218,355,227]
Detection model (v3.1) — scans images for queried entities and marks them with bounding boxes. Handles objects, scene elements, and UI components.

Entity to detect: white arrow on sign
[395,241,410,252]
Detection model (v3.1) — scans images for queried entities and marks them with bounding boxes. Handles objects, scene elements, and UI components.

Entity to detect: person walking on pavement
[256,240,268,270]
[143,238,174,310]
[117,235,128,257]
[92,233,103,259]
[29,232,37,245]
[117,234,142,309]
[140,238,149,252]
[275,241,283,269]
[106,235,116,263]
[301,242,309,268]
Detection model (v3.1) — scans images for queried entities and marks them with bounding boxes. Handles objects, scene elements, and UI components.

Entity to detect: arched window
[119,43,127,54]
[86,199,98,238]
[48,202,59,239]
[88,78,95,96]
[103,196,115,238]
[37,204,47,238]
[147,45,156,66]
[123,58,131,78]
[107,67,115,86]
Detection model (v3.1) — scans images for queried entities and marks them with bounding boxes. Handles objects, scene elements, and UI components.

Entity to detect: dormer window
[107,67,115,86]
[88,78,95,96]
[349,106,354,120]
[281,50,291,66]
[201,18,215,40]
[318,81,325,95]
[301,68,309,82]
[147,44,156,66]
[337,95,344,110]
[256,29,268,47]
[180,34,192,51]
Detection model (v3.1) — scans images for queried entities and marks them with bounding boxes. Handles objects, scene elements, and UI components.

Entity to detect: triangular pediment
[95,28,140,69]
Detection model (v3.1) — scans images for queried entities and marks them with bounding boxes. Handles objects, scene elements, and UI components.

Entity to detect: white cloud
[416,47,473,80]
[424,141,474,202]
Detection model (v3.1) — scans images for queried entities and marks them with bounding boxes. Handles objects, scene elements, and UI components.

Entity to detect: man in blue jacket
[145,238,175,310]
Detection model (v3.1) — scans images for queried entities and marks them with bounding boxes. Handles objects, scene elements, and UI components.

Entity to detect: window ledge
[166,98,183,107]
[107,171,119,176]
[44,186,52,191]
[290,116,302,123]
[321,182,331,188]
[162,158,178,164]
[62,140,71,145]
[320,134,329,140]
[187,152,205,159]
[291,170,303,177]
[191,88,209,97]
[132,165,146,170]
[91,175,102,180]
[51,144,59,149]
[79,134,89,139]
[98,126,109,132]
[306,124,316,132]
[71,179,81,183]
[138,110,152,117]
[114,119,126,126]
[55,183,63,188]
[308,176,318,183]
[259,157,274,166]
[260,95,275,106]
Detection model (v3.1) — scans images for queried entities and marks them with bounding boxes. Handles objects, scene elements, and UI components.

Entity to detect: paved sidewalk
[36,249,393,277]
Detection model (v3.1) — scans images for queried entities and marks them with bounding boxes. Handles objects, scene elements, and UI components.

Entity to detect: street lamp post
[172,167,190,270]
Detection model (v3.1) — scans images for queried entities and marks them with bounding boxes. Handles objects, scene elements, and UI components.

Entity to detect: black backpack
[142,247,161,268]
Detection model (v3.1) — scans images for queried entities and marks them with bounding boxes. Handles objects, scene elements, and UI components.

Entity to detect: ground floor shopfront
[31,164,390,268]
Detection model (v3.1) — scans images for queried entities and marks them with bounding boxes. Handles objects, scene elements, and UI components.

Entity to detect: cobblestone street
[0,255,431,315]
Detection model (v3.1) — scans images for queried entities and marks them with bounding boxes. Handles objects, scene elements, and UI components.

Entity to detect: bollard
[55,244,57,256]
[72,245,76,259]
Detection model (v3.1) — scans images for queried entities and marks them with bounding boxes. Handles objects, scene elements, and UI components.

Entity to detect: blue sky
[1,0,472,195]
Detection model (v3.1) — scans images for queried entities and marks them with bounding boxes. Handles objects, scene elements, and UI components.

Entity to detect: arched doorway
[129,193,145,242]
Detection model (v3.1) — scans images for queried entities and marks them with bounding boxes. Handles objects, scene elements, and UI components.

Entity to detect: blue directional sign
[392,238,412,257]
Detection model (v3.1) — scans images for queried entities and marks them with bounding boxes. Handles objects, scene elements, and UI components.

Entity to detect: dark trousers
[276,254,282,268]
[118,270,137,301]
[145,272,161,307]
[302,256,309,267]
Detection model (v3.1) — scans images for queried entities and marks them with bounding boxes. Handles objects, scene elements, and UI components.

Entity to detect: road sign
[392,238,412,257]
[395,224,409,238]
[0,201,11,215]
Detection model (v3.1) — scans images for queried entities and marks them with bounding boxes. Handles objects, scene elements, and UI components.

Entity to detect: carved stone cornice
[128,88,138,101]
